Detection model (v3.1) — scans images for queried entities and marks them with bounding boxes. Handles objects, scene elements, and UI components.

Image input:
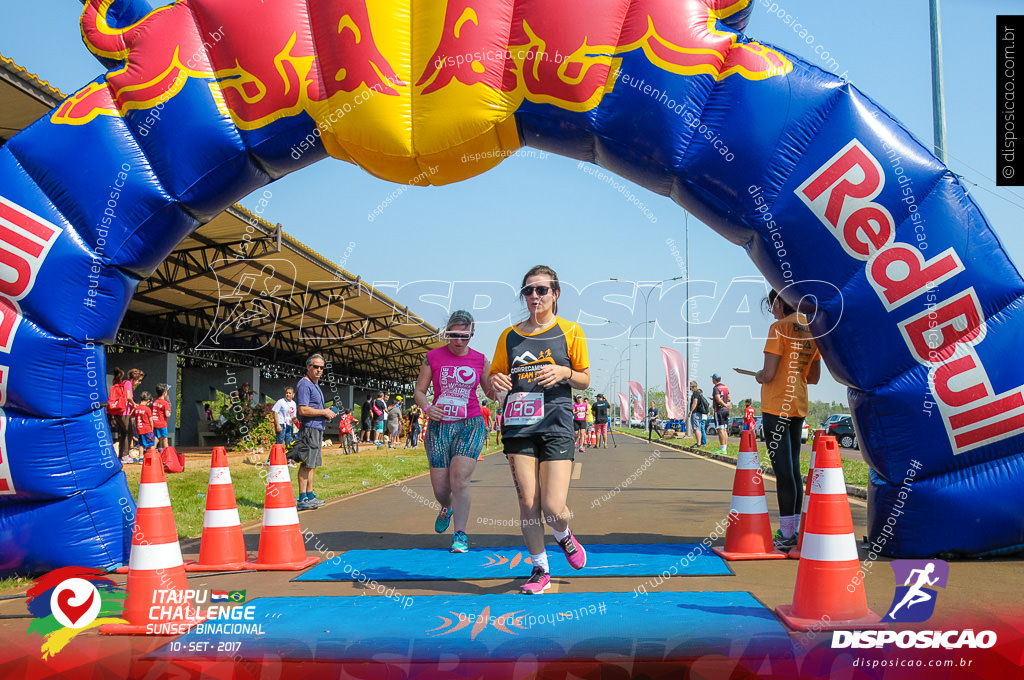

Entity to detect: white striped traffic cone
[185,446,248,571]
[788,429,825,560]
[247,444,319,570]
[713,430,787,560]
[775,436,881,630]
[101,449,201,635]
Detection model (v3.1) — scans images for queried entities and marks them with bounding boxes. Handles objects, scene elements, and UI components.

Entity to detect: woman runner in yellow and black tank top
[489,265,590,595]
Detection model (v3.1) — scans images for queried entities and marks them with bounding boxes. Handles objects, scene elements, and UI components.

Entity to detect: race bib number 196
[504,392,544,426]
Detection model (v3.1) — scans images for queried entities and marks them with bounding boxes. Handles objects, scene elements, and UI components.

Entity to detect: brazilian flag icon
[228,591,246,603]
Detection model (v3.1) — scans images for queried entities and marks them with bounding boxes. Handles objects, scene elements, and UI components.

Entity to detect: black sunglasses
[446,332,473,340]
[521,285,551,296]
[310,365,325,370]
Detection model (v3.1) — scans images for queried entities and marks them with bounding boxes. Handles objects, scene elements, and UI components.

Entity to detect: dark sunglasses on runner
[521,285,551,297]
[446,331,473,340]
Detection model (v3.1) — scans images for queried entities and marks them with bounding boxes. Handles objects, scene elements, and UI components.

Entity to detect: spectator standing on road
[494,409,503,447]
[272,388,298,450]
[584,397,594,444]
[591,394,610,448]
[415,310,495,553]
[152,383,172,452]
[688,380,708,447]
[711,374,731,453]
[573,395,588,452]
[294,354,336,510]
[489,265,591,594]
[755,289,821,551]
[480,400,492,444]
[647,402,663,440]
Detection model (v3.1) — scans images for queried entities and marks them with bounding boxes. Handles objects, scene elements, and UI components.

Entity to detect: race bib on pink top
[428,346,485,422]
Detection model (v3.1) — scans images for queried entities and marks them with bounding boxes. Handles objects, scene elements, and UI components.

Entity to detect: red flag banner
[617,392,629,424]
[628,381,645,420]
[661,346,688,420]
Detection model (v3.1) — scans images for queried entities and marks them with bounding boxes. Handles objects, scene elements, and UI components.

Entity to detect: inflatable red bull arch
[1,0,1022,574]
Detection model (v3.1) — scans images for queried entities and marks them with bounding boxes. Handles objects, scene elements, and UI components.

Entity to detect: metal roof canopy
[0,53,442,389]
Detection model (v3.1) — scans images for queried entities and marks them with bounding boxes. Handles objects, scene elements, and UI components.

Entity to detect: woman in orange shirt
[755,289,821,552]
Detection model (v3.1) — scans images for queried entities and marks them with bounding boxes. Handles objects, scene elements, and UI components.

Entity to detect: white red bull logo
[797,139,1024,454]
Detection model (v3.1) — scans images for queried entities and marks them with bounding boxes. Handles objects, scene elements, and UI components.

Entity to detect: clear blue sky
[2,0,1021,409]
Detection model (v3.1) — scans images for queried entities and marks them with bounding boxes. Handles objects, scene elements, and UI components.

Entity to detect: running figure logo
[881,559,949,623]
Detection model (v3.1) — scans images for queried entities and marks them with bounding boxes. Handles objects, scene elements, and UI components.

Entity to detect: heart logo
[51,581,99,630]
[54,584,96,627]
[454,367,476,384]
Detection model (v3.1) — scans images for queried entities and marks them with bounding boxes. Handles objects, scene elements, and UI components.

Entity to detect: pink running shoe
[558,531,587,569]
[520,567,551,594]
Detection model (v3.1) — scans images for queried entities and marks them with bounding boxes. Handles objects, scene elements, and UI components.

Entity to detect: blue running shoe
[450,531,469,553]
[434,507,452,533]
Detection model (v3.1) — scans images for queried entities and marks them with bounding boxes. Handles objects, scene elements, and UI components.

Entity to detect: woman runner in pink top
[414,310,497,553]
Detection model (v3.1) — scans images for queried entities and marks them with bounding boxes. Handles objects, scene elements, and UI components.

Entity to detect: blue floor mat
[295,543,732,581]
[149,591,793,663]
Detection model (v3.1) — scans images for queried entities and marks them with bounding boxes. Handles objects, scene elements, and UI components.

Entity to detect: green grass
[0,576,31,596]
[616,426,870,487]
[122,442,503,540]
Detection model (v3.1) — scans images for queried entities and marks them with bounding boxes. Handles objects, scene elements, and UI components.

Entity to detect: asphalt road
[2,432,1019,675]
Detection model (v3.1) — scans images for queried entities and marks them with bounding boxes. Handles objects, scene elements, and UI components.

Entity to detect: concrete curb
[619,431,869,500]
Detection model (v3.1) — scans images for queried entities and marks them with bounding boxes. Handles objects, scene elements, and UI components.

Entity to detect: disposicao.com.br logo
[25,567,127,658]
[832,559,997,650]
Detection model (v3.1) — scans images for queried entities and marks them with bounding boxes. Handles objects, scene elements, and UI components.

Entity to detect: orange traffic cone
[247,444,319,570]
[788,429,826,560]
[775,436,881,630]
[589,430,597,446]
[713,430,787,560]
[101,449,202,635]
[186,446,248,571]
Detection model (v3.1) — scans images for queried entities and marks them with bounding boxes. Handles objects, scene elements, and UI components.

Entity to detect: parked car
[706,420,719,437]
[754,418,810,442]
[727,417,744,436]
[629,417,644,428]
[826,414,858,449]
[822,413,848,429]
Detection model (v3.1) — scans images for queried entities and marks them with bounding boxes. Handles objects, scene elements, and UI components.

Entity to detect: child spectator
[338,408,355,452]
[744,398,756,431]
[152,383,172,451]
[272,388,298,449]
[132,391,156,456]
